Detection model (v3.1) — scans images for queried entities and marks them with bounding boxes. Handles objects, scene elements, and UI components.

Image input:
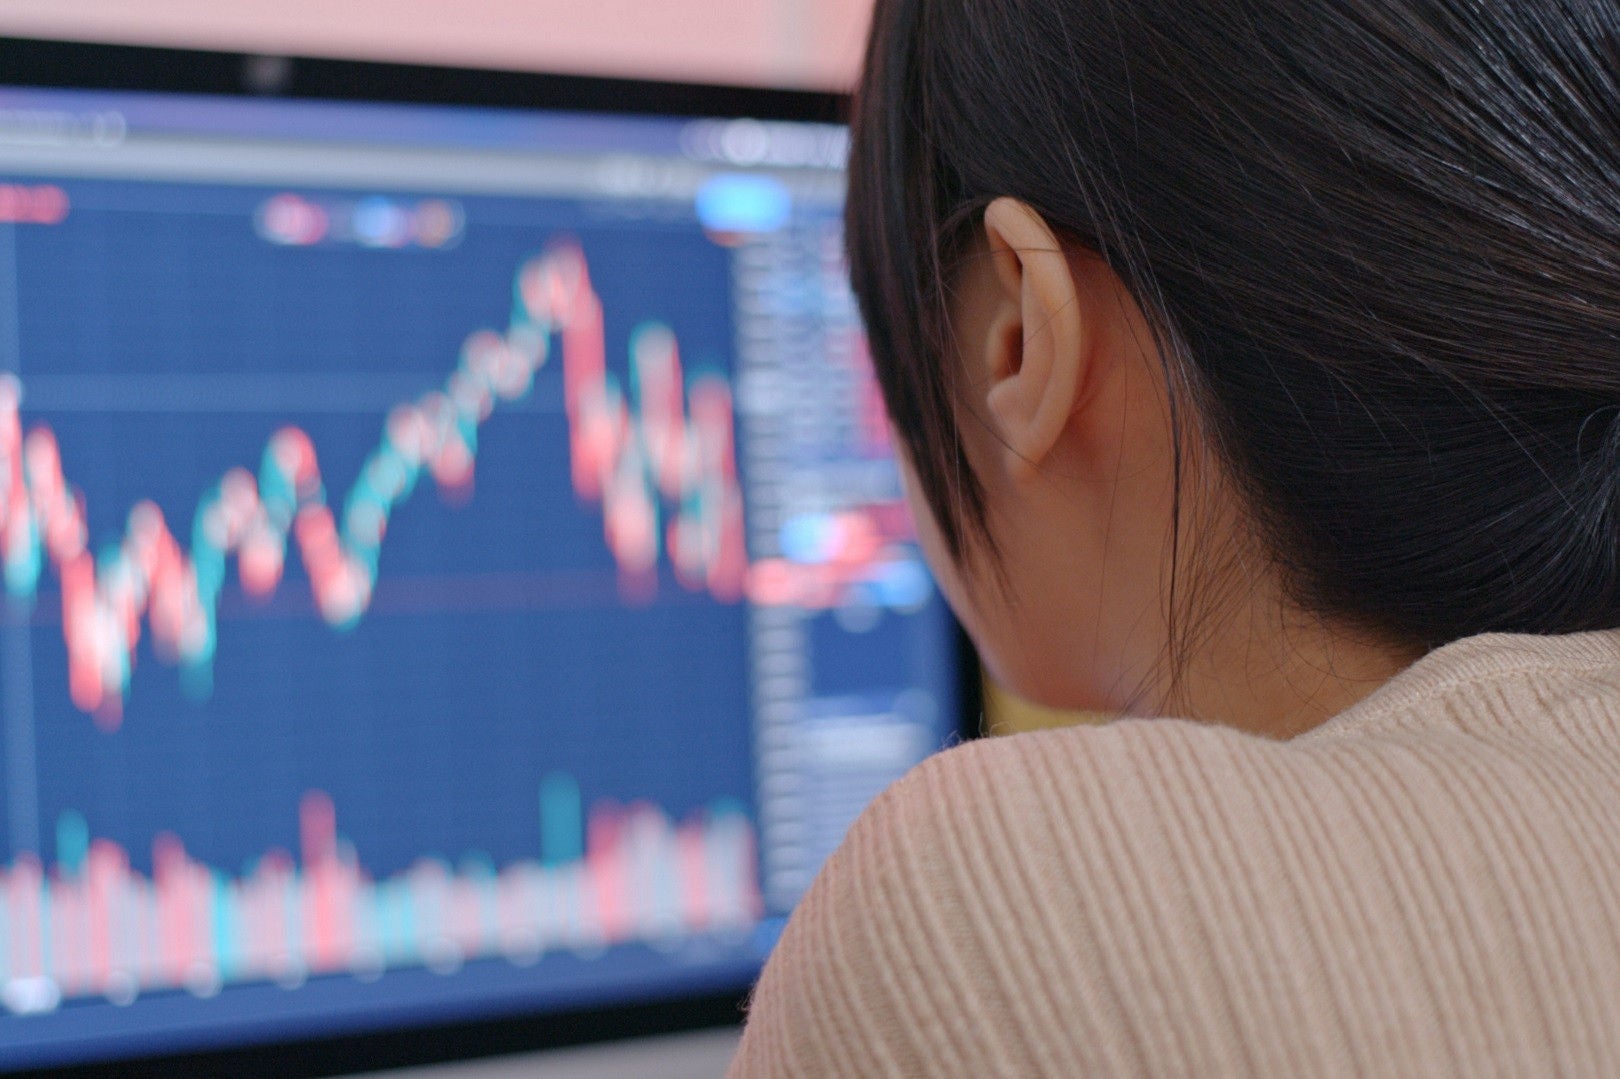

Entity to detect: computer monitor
[0,39,973,1074]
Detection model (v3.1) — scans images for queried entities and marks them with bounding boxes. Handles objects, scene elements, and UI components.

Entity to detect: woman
[733,0,1620,1074]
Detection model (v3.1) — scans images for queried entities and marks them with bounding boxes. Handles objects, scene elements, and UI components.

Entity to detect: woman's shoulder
[732,681,1620,1075]
[729,721,1310,1075]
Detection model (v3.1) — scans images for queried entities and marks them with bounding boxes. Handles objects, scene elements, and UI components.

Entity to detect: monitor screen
[0,48,963,1071]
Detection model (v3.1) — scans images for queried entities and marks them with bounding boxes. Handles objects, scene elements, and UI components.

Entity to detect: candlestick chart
[0,241,746,728]
[0,179,770,1052]
[0,163,954,1074]
[0,779,760,1013]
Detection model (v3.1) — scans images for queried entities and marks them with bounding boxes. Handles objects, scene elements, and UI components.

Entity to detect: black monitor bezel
[0,35,847,121]
[0,33,983,1078]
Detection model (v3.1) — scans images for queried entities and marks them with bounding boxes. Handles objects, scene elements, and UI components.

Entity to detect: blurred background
[0,6,1089,1074]
[0,0,872,90]
[0,0,1086,740]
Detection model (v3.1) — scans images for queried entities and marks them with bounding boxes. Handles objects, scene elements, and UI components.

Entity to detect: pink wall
[0,0,873,90]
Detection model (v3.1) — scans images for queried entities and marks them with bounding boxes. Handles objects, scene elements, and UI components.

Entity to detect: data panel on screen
[0,85,957,1068]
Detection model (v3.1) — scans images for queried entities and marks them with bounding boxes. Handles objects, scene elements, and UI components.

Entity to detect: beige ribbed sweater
[730,630,1620,1076]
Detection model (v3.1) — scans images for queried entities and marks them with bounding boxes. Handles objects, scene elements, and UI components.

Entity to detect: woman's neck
[1169,600,1421,739]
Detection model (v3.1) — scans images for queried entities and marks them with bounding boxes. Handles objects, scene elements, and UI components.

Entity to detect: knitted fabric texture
[732,630,1620,1076]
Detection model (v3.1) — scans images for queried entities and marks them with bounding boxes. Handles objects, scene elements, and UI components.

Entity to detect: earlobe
[977,198,1089,481]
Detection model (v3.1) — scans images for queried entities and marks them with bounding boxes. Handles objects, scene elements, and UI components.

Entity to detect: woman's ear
[975,197,1092,481]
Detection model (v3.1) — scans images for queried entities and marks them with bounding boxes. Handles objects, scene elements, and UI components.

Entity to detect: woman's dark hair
[847,0,1620,650]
